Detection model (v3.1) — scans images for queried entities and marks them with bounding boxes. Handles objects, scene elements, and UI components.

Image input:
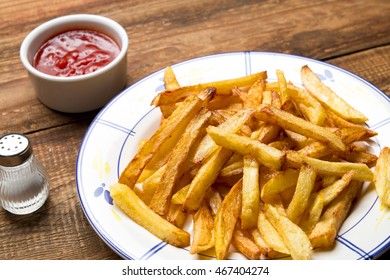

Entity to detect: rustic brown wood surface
[0,0,389,260]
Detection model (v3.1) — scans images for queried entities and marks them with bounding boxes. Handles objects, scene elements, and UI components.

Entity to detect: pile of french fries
[110,64,390,260]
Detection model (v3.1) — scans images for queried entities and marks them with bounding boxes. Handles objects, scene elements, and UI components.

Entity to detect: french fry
[219,158,243,178]
[149,109,212,215]
[241,155,260,229]
[190,202,215,254]
[166,202,188,228]
[309,180,362,248]
[206,126,286,170]
[318,170,355,206]
[214,179,243,260]
[232,224,261,260]
[119,88,215,188]
[153,71,268,106]
[138,164,166,204]
[164,66,180,91]
[192,108,254,165]
[257,210,290,255]
[236,78,265,108]
[325,109,370,129]
[264,203,312,260]
[299,192,324,234]
[276,69,288,104]
[207,94,243,111]
[373,147,390,207]
[342,149,377,168]
[286,164,317,224]
[110,183,190,247]
[301,65,367,124]
[286,151,374,181]
[261,168,299,202]
[251,228,288,259]
[256,104,346,152]
[171,184,190,205]
[251,122,281,144]
[183,147,234,213]
[205,187,223,216]
[286,83,326,125]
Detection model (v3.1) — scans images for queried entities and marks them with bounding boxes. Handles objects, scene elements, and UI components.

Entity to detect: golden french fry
[373,147,390,207]
[214,179,243,260]
[257,210,290,255]
[190,202,215,254]
[166,202,188,228]
[264,203,312,260]
[208,94,243,111]
[232,224,261,260]
[171,184,190,205]
[276,69,288,104]
[153,71,268,106]
[261,168,299,202]
[164,66,180,91]
[158,102,180,119]
[205,187,223,216]
[219,158,243,178]
[297,141,330,158]
[192,108,254,165]
[325,109,370,129]
[251,121,281,144]
[318,170,355,206]
[206,126,286,170]
[342,149,378,167]
[286,83,326,125]
[110,183,190,247]
[286,151,374,181]
[250,228,288,259]
[184,147,234,213]
[138,164,166,204]
[241,155,260,229]
[301,65,367,124]
[309,180,362,248]
[335,126,377,144]
[149,109,212,215]
[286,164,317,224]
[299,192,324,234]
[236,78,265,108]
[119,88,215,188]
[256,104,346,152]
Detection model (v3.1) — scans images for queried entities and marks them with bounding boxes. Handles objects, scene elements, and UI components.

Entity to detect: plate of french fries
[76,52,390,260]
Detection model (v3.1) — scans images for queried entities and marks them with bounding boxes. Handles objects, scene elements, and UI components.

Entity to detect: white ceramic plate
[76,52,390,260]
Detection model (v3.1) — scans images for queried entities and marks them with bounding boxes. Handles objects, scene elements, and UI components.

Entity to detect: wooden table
[0,0,389,260]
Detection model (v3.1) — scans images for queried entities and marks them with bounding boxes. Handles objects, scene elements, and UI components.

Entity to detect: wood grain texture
[0,0,389,260]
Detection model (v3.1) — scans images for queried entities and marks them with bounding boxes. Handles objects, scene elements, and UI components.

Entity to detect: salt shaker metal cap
[0,133,32,166]
[0,133,50,215]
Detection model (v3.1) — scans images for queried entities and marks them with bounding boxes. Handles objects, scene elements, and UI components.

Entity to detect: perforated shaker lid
[0,133,32,167]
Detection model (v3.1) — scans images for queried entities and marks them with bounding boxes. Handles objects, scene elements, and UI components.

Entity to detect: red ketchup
[33,29,120,77]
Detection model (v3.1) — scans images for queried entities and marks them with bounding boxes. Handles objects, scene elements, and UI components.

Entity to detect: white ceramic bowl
[20,14,128,113]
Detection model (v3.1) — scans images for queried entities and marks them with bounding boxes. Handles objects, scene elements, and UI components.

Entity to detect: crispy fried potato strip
[373,147,390,207]
[301,65,368,123]
[214,179,243,260]
[110,183,190,247]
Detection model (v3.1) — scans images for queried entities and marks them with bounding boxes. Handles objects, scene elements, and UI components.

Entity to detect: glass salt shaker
[0,133,50,215]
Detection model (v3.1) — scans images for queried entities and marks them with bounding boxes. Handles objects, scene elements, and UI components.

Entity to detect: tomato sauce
[33,29,120,77]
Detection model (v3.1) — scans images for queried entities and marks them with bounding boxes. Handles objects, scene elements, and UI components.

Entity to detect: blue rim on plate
[76,52,390,260]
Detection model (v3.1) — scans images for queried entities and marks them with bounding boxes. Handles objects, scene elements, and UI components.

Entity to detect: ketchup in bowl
[33,29,120,77]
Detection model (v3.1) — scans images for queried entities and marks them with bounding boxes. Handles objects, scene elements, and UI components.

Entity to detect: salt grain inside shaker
[0,133,50,215]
